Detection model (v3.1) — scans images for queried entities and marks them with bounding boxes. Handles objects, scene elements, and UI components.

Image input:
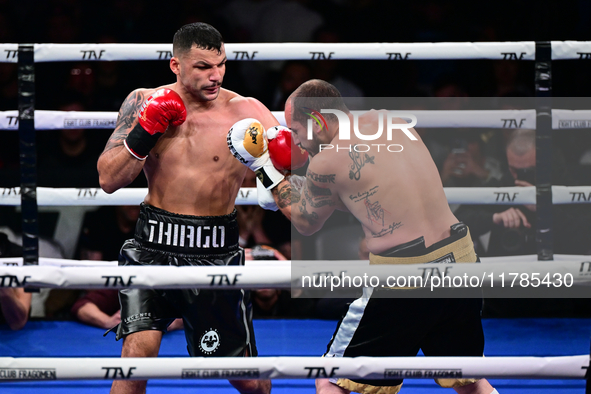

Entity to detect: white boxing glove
[256,177,279,211]
[227,118,284,189]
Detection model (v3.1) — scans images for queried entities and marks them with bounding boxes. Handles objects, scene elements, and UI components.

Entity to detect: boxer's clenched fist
[266,126,309,172]
[124,88,186,160]
[227,118,284,190]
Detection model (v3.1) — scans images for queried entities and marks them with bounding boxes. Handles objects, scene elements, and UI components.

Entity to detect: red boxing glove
[124,89,187,160]
[267,126,309,171]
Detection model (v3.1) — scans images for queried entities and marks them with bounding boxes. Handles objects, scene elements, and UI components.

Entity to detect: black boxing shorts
[324,223,483,393]
[110,203,257,358]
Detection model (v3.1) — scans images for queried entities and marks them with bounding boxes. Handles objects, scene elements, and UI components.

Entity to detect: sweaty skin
[98,45,279,215]
[275,103,458,254]
[99,43,275,394]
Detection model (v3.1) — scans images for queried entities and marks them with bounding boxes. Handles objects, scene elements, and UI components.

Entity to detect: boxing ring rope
[2,40,591,387]
[0,355,587,381]
[0,41,589,62]
[0,257,588,289]
[3,108,591,130]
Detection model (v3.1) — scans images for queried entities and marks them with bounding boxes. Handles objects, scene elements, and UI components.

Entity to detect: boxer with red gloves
[98,22,273,394]
[123,88,186,160]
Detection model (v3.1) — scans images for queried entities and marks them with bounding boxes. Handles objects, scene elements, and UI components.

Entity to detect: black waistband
[378,223,468,258]
[135,203,239,255]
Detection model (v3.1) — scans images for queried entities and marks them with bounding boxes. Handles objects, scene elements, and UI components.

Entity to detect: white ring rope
[1,186,590,206]
[0,42,538,63]
[3,109,591,130]
[2,41,590,63]
[4,109,584,130]
[0,256,589,289]
[0,254,586,267]
[0,355,586,381]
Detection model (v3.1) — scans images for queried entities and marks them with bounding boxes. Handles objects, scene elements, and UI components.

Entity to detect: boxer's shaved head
[173,22,224,57]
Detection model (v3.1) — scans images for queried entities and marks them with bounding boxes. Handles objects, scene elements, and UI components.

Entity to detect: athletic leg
[110,330,163,394]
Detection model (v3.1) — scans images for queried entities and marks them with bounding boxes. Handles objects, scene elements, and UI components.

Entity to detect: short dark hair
[290,79,349,125]
[173,22,224,57]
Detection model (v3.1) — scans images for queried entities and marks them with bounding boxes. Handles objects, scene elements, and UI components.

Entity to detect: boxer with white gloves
[227,119,308,210]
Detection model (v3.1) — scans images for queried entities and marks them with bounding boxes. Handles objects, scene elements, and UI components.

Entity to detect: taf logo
[81,50,105,60]
[199,329,221,355]
[102,367,136,379]
[501,52,526,60]
[304,367,339,378]
[310,52,334,60]
[386,52,411,60]
[233,51,257,60]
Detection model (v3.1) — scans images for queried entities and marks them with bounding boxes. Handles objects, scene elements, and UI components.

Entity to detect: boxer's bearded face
[290,120,321,158]
[177,44,226,101]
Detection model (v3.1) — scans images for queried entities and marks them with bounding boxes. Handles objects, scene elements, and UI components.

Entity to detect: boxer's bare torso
[98,46,278,216]
[278,108,458,254]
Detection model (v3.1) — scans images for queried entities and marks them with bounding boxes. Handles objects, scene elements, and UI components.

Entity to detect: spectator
[0,232,31,330]
[37,102,104,188]
[455,129,588,257]
[440,131,503,188]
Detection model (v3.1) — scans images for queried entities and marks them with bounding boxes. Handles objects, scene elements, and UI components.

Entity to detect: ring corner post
[18,43,39,268]
[534,41,553,261]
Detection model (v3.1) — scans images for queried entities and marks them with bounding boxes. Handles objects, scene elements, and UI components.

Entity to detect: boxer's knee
[120,330,162,358]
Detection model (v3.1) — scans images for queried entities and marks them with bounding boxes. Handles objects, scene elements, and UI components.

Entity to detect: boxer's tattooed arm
[349,152,375,180]
[103,90,146,153]
[273,175,303,208]
[299,197,319,225]
[304,178,335,208]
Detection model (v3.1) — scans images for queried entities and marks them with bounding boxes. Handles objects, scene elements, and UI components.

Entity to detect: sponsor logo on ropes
[64,119,116,128]
[207,273,241,286]
[501,52,526,60]
[157,50,173,60]
[386,52,411,60]
[80,49,105,60]
[102,367,136,379]
[1,187,20,198]
[0,368,56,380]
[238,188,252,200]
[77,188,99,199]
[0,275,30,287]
[577,52,591,60]
[570,192,591,202]
[199,328,221,355]
[304,367,339,378]
[182,369,260,379]
[384,369,463,379]
[494,192,518,202]
[310,51,334,60]
[102,275,136,287]
[1,260,19,266]
[559,120,591,129]
[147,220,226,248]
[501,119,527,128]
[579,262,591,276]
[233,51,257,60]
[6,115,18,126]
[4,49,18,60]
